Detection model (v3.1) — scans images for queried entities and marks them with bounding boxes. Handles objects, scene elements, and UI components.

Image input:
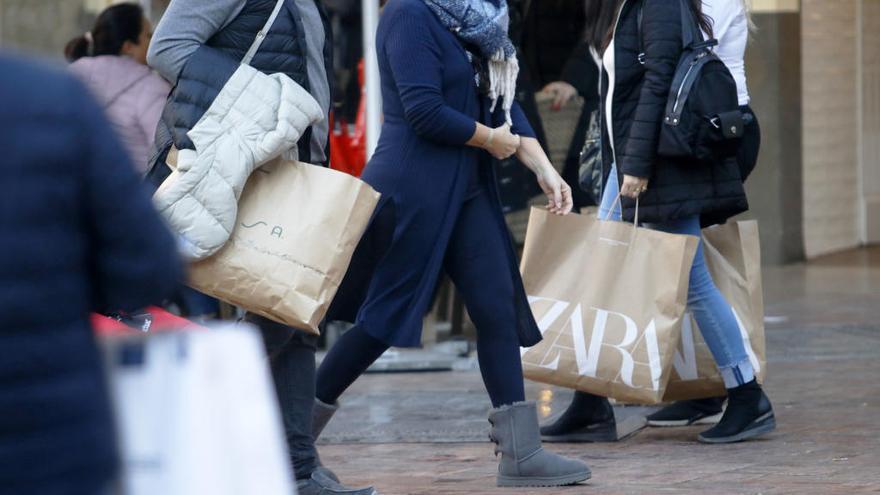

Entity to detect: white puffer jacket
[154,64,323,260]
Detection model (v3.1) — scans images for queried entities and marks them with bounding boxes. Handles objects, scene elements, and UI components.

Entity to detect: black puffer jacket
[600,0,748,225]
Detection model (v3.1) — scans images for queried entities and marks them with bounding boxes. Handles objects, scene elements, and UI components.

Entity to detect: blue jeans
[599,165,755,388]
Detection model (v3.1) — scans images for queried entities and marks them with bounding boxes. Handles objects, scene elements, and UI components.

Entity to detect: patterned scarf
[423,0,519,124]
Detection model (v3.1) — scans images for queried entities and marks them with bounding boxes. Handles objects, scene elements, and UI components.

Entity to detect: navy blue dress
[352,0,543,348]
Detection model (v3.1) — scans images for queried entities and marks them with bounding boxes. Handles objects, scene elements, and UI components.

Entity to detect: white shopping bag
[102,325,296,495]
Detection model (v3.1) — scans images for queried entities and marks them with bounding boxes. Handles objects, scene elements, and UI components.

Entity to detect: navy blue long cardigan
[343,0,543,348]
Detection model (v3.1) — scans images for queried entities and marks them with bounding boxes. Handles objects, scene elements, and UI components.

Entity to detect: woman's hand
[542,81,578,111]
[536,164,574,215]
[483,123,521,160]
[515,137,573,215]
[620,174,649,199]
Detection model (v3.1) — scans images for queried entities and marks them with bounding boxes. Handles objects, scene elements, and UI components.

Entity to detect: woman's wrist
[483,128,495,149]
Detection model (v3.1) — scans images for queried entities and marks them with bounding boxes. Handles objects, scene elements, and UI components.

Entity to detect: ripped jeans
[599,165,755,388]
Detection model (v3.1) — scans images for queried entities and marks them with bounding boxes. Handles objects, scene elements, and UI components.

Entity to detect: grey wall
[739,13,805,264]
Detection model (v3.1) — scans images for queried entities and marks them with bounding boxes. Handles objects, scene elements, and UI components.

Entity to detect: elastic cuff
[720,359,756,389]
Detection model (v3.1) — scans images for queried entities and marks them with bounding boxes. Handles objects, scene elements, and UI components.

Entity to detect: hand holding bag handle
[602,192,640,227]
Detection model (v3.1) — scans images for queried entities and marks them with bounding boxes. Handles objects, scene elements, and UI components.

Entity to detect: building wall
[0,0,166,57]
[0,0,88,56]
[862,0,880,243]
[741,12,804,264]
[801,0,862,257]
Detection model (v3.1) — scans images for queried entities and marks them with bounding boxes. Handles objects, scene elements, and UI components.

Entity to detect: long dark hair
[65,3,144,62]
[584,0,713,54]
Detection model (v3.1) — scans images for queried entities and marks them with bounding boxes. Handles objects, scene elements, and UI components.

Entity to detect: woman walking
[67,3,170,173]
[542,0,773,445]
[316,0,590,488]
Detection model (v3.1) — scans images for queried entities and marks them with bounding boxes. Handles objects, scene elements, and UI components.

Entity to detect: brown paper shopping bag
[662,220,766,401]
[186,158,380,334]
[520,207,700,404]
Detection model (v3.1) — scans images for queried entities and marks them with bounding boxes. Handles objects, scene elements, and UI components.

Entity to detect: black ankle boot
[540,392,617,443]
[698,380,775,444]
[646,397,726,427]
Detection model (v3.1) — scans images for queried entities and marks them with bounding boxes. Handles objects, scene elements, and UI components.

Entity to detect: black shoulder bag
[638,0,744,162]
[577,110,603,203]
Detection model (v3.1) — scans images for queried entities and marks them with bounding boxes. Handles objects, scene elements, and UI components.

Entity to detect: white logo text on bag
[523,296,663,391]
[672,308,762,381]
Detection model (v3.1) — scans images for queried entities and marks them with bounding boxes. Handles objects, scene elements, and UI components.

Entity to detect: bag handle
[602,191,640,227]
[241,0,287,65]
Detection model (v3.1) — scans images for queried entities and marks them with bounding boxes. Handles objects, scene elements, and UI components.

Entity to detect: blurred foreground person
[0,54,181,495]
[67,3,171,173]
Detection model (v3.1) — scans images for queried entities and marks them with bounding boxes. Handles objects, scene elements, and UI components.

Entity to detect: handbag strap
[636,0,709,65]
[241,0,287,65]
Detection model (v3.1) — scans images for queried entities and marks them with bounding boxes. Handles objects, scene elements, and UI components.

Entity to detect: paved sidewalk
[317,248,880,494]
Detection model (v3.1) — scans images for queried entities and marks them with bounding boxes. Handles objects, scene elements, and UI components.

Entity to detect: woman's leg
[446,188,591,486]
[597,164,622,221]
[647,217,755,387]
[315,325,390,406]
[648,217,774,442]
[444,189,524,407]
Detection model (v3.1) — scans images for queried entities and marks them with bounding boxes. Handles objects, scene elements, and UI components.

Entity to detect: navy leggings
[317,185,525,408]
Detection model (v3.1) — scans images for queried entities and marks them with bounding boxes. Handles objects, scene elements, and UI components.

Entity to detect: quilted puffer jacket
[153,63,323,260]
[599,0,748,225]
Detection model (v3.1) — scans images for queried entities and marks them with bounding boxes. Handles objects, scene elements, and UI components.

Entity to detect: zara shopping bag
[103,326,295,495]
[663,220,767,401]
[186,158,380,333]
[520,207,699,404]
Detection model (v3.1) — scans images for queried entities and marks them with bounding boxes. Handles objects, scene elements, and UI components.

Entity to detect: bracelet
[484,128,495,148]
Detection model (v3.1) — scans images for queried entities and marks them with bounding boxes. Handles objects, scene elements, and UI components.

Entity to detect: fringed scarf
[423,0,519,124]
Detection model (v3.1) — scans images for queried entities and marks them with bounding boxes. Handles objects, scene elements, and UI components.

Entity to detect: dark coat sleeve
[619,0,682,179]
[560,41,599,100]
[77,84,183,312]
[508,101,537,139]
[383,6,477,145]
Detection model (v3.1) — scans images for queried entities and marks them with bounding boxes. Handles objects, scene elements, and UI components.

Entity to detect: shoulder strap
[241,0,287,65]
[637,0,708,64]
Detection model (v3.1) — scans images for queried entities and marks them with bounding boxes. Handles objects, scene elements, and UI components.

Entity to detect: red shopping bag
[92,307,206,336]
[329,60,367,177]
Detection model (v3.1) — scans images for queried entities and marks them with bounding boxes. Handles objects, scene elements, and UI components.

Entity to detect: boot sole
[541,430,618,443]
[648,411,723,427]
[697,412,776,444]
[497,470,592,487]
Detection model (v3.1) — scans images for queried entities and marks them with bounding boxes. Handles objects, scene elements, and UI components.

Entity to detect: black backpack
[638,0,744,163]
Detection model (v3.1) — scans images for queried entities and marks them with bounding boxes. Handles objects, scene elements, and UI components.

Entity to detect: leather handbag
[577,110,603,203]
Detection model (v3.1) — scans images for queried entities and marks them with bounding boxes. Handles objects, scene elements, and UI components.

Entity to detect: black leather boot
[540,392,617,443]
[698,380,775,444]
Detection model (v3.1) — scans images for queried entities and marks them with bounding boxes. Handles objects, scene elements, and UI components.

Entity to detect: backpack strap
[636,0,712,65]
[663,51,715,126]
